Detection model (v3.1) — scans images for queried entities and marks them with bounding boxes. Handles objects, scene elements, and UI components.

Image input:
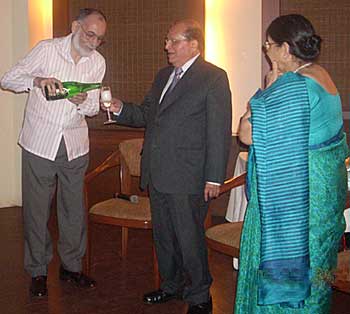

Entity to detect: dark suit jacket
[115,56,232,194]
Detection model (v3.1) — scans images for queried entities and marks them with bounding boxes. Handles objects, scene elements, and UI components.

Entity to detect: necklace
[293,62,312,73]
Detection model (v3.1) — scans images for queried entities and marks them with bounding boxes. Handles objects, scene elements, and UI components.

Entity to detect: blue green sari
[234,72,348,313]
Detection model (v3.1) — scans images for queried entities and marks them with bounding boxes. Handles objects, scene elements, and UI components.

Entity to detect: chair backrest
[119,138,144,194]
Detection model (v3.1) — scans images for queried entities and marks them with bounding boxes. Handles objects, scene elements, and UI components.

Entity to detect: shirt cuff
[28,76,36,91]
[206,181,221,186]
[112,103,123,116]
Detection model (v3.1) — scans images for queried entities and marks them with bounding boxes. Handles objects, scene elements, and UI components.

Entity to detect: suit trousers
[22,138,89,277]
[149,181,212,305]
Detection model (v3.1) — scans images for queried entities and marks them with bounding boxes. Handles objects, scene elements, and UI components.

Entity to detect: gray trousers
[149,181,212,305]
[22,139,89,277]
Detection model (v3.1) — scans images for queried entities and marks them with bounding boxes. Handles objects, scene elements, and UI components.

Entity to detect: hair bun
[267,14,322,61]
[296,34,322,60]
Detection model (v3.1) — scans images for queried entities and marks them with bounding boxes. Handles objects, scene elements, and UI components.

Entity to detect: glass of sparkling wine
[100,86,115,124]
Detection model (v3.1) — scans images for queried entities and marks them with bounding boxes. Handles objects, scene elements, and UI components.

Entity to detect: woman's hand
[265,61,282,88]
[238,105,252,145]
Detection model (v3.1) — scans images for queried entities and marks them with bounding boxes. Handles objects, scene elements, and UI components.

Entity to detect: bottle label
[56,87,69,96]
[45,87,69,100]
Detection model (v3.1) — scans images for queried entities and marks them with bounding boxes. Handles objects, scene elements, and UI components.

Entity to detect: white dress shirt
[1,34,106,161]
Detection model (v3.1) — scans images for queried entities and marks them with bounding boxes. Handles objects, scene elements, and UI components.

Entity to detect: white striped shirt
[1,34,106,161]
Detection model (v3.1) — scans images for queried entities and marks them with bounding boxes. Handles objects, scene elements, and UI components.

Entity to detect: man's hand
[101,97,123,114]
[34,77,63,98]
[204,183,220,202]
[68,92,88,105]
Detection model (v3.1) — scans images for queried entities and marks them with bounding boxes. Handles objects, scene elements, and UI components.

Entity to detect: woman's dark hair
[267,14,322,61]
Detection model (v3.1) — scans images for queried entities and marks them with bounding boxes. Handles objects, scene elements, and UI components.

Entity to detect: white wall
[205,0,262,134]
[0,0,29,207]
[28,0,52,48]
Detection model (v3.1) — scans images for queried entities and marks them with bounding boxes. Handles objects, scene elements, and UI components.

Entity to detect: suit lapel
[159,57,203,114]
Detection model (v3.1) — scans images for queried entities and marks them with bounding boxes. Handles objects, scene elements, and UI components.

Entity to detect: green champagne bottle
[44,81,102,101]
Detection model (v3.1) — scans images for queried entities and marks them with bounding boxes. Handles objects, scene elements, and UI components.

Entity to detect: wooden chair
[84,138,159,287]
[206,157,350,290]
[206,156,348,257]
[205,173,246,258]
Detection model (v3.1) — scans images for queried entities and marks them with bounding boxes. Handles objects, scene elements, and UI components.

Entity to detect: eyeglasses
[263,41,279,50]
[79,23,105,45]
[164,36,188,46]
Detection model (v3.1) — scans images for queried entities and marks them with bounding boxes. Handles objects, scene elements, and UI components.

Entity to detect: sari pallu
[251,73,311,308]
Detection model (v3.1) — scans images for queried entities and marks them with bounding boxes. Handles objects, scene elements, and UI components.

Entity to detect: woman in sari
[235,14,348,313]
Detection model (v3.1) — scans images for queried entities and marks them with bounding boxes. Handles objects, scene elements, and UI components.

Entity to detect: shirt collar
[176,53,200,75]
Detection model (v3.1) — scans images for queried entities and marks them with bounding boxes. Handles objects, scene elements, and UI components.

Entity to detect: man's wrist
[112,102,124,116]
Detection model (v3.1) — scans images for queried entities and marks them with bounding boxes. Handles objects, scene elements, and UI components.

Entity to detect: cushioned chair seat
[333,250,350,294]
[90,196,151,221]
[205,222,243,257]
[336,251,350,280]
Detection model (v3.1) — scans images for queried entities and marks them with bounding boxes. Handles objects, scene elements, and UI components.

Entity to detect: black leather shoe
[30,276,47,297]
[59,266,96,288]
[143,289,179,304]
[187,297,213,314]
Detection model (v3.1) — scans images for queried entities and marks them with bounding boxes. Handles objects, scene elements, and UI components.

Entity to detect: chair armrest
[85,151,120,184]
[219,172,246,195]
[345,157,350,168]
[346,188,350,209]
[84,151,120,210]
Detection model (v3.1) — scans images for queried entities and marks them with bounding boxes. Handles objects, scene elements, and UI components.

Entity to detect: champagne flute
[100,86,116,124]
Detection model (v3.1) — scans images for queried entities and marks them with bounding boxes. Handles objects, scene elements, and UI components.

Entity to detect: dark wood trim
[90,215,152,229]
[206,237,240,257]
[261,0,280,87]
[185,0,205,28]
[53,0,70,37]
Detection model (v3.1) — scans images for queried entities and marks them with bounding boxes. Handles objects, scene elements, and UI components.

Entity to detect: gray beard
[72,33,93,57]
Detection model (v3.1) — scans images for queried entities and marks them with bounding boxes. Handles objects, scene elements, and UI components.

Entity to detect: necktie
[161,67,183,104]
[168,67,183,93]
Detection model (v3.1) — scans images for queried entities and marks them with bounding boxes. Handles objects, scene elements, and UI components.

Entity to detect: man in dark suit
[106,19,231,314]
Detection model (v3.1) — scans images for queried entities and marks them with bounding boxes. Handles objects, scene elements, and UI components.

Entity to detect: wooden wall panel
[262,0,280,86]
[53,0,70,37]
[281,0,350,137]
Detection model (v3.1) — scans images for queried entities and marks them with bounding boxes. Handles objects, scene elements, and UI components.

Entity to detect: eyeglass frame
[263,40,279,50]
[78,22,106,45]
[164,35,189,46]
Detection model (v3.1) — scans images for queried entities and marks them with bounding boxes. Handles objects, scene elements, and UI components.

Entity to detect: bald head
[75,8,107,23]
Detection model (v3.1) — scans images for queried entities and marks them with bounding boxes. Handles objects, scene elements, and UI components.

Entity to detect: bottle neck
[82,83,102,92]
[62,81,101,91]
